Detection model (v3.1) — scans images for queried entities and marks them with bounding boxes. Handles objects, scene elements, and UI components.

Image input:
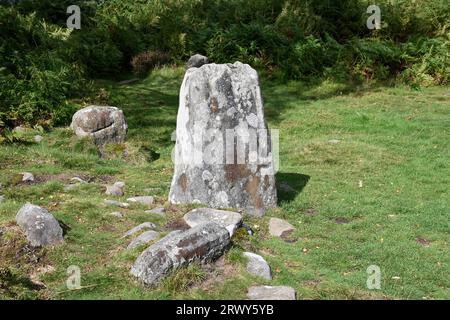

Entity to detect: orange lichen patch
[225,164,251,183]
[178,173,187,192]
[210,97,219,113]
[246,176,263,209]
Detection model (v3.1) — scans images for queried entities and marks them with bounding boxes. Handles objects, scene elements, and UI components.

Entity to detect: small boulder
[243,252,272,280]
[127,196,154,206]
[34,135,43,143]
[145,207,166,216]
[21,172,35,182]
[127,230,160,250]
[123,222,156,238]
[105,181,125,196]
[183,208,242,236]
[70,106,128,146]
[15,204,64,247]
[187,54,209,68]
[109,211,124,218]
[268,218,295,237]
[247,285,296,300]
[131,222,230,285]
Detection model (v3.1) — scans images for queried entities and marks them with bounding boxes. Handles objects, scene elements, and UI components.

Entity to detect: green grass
[0,67,449,299]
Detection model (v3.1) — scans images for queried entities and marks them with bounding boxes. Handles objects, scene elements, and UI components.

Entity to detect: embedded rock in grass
[131,222,230,285]
[21,172,34,182]
[109,211,124,218]
[127,230,160,250]
[104,199,129,208]
[123,222,156,238]
[15,203,64,247]
[145,207,166,216]
[169,62,277,217]
[268,218,295,237]
[243,252,272,280]
[34,135,43,143]
[70,106,128,146]
[187,54,209,68]
[183,208,242,236]
[105,181,125,196]
[127,196,154,206]
[247,285,296,300]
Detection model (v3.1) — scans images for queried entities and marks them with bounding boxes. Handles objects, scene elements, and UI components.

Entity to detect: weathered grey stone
[183,208,242,236]
[127,230,160,250]
[105,181,125,196]
[21,172,34,182]
[34,135,43,143]
[169,62,277,217]
[131,222,230,285]
[247,285,296,300]
[243,252,272,280]
[104,199,129,208]
[187,54,209,68]
[145,207,166,216]
[268,217,295,237]
[70,177,87,184]
[15,204,63,247]
[123,222,156,238]
[127,196,154,206]
[70,106,128,146]
[109,211,124,218]
[328,139,341,144]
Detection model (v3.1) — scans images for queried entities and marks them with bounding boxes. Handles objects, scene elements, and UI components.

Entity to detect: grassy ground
[0,67,449,299]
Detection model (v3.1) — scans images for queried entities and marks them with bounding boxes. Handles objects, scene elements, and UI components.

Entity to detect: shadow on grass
[276,172,310,204]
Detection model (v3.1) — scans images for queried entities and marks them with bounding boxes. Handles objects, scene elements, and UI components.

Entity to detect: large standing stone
[131,222,230,285]
[71,106,128,146]
[247,285,296,300]
[15,204,64,247]
[183,208,242,236]
[169,62,277,216]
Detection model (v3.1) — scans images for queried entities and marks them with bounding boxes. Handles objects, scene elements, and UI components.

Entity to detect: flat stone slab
[127,230,160,250]
[247,285,296,300]
[122,222,156,238]
[104,199,130,208]
[127,196,154,206]
[15,204,64,247]
[243,252,272,280]
[183,208,242,236]
[145,207,166,216]
[268,218,295,237]
[131,222,230,286]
